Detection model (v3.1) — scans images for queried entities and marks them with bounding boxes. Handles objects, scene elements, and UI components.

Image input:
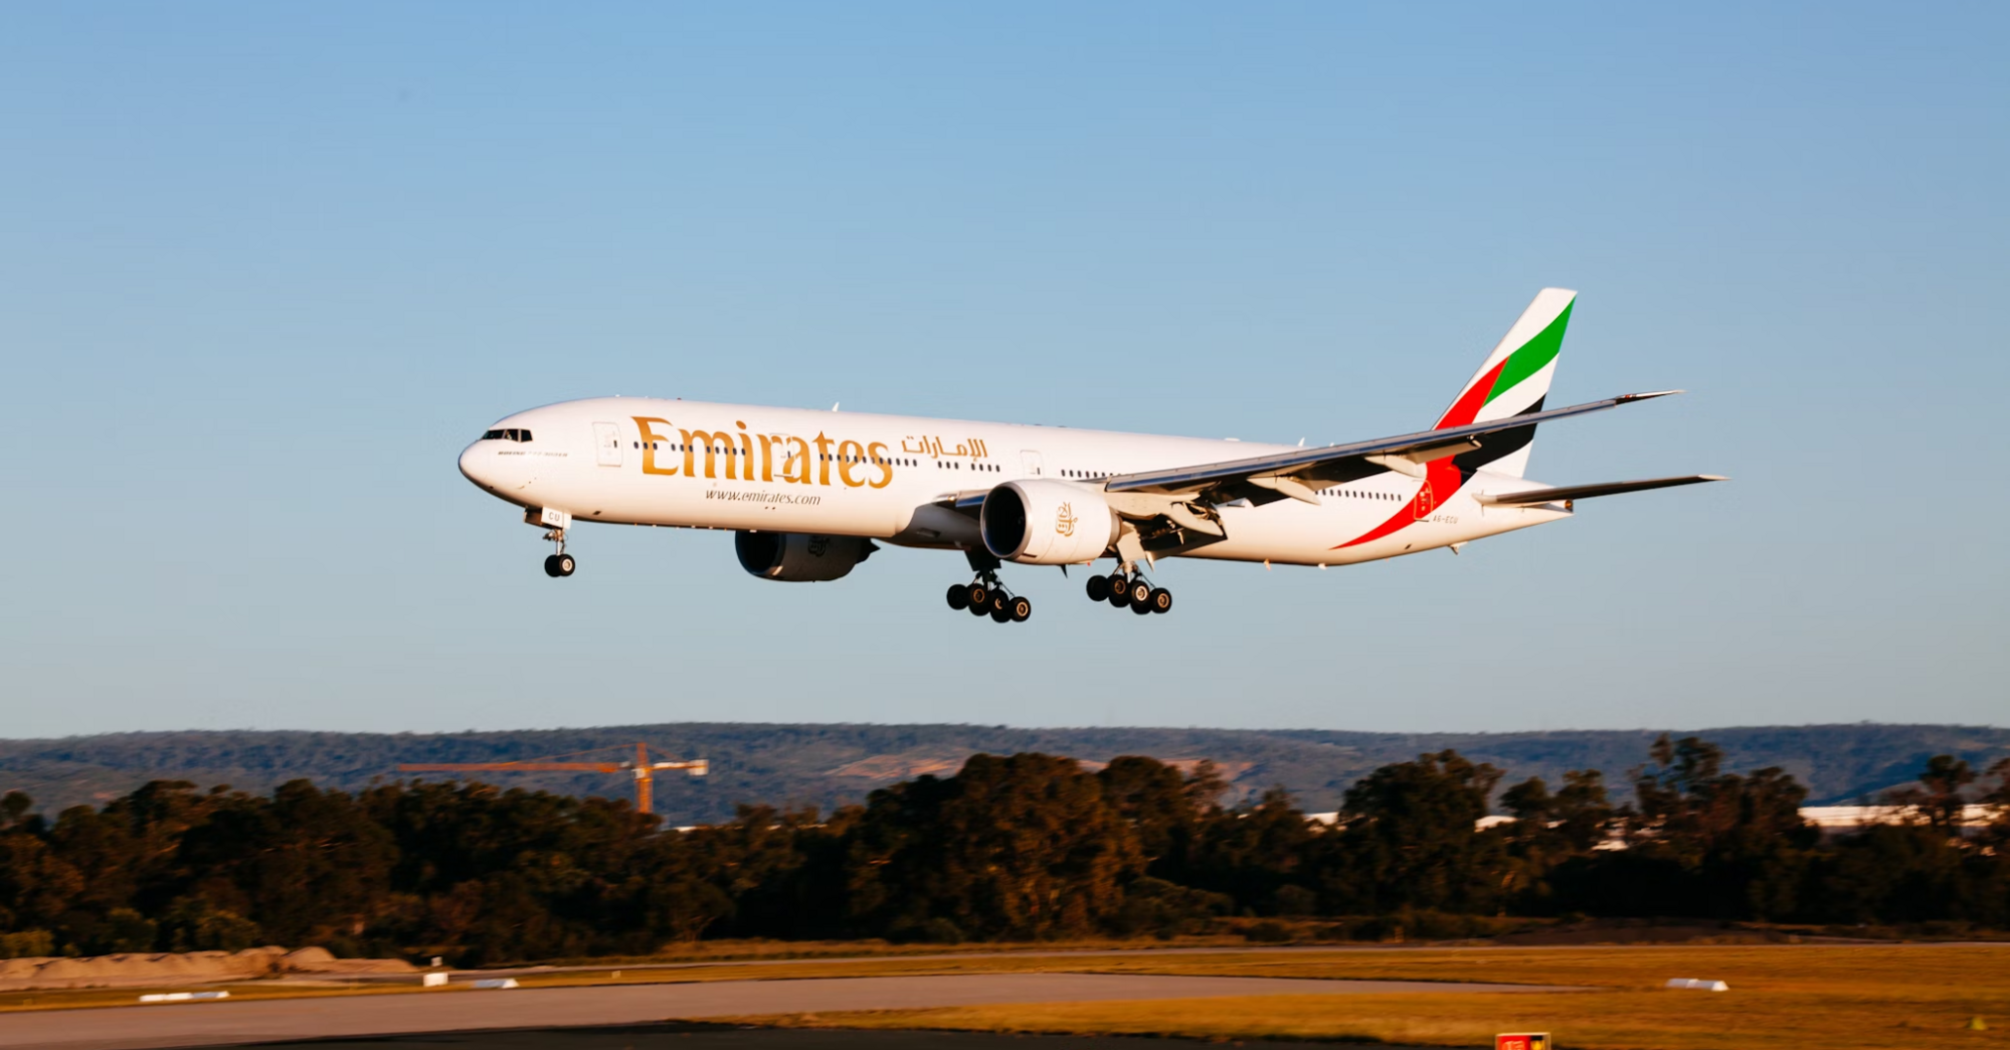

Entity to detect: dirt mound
[283,946,415,975]
[0,945,410,990]
[281,946,337,968]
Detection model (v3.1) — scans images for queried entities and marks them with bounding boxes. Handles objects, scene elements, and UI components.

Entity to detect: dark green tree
[845,753,1143,939]
[1609,735,1818,919]
[1312,750,1505,915]
[1186,787,1316,913]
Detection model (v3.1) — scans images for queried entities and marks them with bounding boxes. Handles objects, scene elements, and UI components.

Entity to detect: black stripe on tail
[1453,397,1543,481]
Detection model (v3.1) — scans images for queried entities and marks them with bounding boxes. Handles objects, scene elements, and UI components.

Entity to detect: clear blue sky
[3,3,2004,738]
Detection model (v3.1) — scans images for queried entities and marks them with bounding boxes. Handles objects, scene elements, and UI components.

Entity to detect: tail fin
[1433,287,1576,479]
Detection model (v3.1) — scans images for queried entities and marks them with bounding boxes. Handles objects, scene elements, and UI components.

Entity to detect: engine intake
[734,531,876,582]
[980,480,1120,565]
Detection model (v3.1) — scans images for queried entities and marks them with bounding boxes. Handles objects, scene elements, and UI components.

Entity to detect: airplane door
[1020,450,1045,477]
[593,422,622,467]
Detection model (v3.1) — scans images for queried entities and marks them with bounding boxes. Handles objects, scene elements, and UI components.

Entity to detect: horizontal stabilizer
[1476,474,1726,506]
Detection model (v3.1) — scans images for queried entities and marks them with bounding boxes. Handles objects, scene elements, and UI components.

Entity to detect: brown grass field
[708,944,2010,1049]
[4,942,2008,1048]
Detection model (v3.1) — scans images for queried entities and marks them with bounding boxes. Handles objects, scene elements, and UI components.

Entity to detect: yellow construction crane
[398,742,707,815]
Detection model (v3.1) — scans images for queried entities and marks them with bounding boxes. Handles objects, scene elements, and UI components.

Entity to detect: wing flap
[1475,474,1726,506]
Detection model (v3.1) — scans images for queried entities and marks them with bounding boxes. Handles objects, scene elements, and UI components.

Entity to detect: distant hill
[2,723,2004,825]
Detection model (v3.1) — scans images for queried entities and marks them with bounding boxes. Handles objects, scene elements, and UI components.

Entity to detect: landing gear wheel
[1128,578,1152,607]
[1009,596,1032,622]
[989,601,1011,623]
[946,584,971,610]
[1085,575,1110,602]
[539,526,573,579]
[1106,573,1131,608]
[966,583,991,614]
[1147,587,1172,614]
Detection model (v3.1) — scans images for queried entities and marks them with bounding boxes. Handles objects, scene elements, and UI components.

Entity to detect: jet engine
[734,531,876,582]
[980,479,1120,565]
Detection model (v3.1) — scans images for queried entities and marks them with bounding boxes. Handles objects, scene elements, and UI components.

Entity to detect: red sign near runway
[1497,1035,1552,1050]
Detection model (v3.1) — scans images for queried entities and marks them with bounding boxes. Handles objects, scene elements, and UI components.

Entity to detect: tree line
[2,736,2007,964]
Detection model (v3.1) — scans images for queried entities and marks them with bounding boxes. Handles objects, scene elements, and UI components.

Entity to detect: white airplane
[458,289,1721,621]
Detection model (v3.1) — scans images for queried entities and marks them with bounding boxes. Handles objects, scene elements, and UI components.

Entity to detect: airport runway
[6,972,1564,1050]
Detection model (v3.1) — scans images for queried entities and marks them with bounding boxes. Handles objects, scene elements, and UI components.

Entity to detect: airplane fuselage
[457,396,1568,569]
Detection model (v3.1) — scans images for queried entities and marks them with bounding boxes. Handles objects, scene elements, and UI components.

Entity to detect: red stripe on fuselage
[1341,360,1501,549]
[1335,457,1465,549]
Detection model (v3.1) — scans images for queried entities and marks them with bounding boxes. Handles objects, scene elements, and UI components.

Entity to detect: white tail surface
[1432,288,1577,479]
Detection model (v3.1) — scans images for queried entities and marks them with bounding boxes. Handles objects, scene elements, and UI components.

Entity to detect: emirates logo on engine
[1055,501,1078,537]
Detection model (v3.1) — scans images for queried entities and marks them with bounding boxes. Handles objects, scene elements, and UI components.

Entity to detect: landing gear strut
[1086,564,1171,615]
[942,548,1031,623]
[525,508,577,579]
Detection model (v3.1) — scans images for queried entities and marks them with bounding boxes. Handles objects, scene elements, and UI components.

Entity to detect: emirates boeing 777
[458,289,1722,622]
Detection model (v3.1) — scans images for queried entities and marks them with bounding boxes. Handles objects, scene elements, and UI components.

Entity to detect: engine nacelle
[980,480,1120,565]
[734,531,876,582]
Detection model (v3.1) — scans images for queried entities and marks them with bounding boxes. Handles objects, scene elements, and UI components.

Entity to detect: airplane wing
[1103,390,1684,506]
[1475,474,1726,505]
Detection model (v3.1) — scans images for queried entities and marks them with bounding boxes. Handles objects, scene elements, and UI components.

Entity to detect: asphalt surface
[7,972,1562,1050]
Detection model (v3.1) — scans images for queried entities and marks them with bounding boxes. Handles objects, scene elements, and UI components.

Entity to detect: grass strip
[705,944,2010,1050]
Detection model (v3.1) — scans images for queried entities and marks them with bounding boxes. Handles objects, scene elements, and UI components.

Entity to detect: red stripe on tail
[1434,358,1507,430]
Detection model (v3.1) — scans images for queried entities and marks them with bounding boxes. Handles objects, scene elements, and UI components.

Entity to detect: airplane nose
[459,443,493,489]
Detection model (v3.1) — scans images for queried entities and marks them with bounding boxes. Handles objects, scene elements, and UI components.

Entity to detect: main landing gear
[541,528,576,578]
[1085,568,1172,616]
[945,577,1032,624]
[944,548,1031,624]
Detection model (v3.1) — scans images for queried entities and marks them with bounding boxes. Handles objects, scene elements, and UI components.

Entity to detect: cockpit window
[481,428,533,442]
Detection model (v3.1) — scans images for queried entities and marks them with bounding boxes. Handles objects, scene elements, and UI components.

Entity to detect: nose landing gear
[541,529,576,578]
[523,508,577,579]
[1085,565,1171,615]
